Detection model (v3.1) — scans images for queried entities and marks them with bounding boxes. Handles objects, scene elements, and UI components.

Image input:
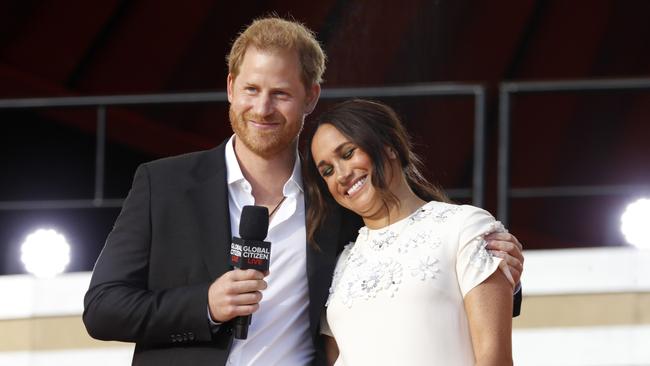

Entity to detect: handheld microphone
[230,205,271,339]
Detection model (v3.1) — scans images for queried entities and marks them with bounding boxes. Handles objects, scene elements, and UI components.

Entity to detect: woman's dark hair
[305,99,448,247]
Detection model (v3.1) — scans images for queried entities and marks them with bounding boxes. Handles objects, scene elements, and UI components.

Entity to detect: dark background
[1,0,649,275]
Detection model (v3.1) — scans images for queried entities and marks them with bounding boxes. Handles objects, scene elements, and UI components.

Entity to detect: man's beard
[229,106,303,159]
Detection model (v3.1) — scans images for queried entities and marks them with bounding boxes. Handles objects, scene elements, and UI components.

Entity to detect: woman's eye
[321,166,333,177]
[342,148,355,159]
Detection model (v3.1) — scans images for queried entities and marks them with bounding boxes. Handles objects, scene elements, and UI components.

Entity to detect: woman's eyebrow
[316,142,351,168]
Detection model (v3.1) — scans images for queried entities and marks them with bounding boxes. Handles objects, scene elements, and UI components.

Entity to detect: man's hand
[485,232,524,285]
[208,269,268,323]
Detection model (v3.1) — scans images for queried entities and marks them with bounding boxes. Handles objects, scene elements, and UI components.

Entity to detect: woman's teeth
[347,176,367,195]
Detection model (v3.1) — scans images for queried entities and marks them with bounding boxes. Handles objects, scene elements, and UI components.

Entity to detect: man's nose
[253,94,273,117]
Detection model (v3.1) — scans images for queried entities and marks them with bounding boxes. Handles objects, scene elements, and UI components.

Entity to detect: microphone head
[239,205,269,241]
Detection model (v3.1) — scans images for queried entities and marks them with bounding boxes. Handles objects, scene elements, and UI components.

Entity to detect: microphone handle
[232,262,252,339]
[234,314,251,339]
[229,235,271,340]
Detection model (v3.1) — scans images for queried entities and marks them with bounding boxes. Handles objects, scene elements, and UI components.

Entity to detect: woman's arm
[464,270,513,366]
[324,335,340,366]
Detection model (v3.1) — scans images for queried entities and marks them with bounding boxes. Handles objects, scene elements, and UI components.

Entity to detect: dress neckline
[361,201,434,235]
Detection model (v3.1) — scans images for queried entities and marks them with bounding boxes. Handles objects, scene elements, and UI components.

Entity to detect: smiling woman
[305,99,447,241]
[304,99,515,366]
[311,124,379,218]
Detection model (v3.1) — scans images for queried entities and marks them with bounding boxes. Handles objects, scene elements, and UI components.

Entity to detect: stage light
[20,228,71,278]
[621,198,650,249]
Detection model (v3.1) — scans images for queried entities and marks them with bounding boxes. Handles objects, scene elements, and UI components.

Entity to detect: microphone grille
[239,205,269,240]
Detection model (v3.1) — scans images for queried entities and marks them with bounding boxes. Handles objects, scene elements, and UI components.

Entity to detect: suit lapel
[187,142,232,280]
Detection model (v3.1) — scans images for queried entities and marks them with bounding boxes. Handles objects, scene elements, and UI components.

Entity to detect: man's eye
[342,148,355,159]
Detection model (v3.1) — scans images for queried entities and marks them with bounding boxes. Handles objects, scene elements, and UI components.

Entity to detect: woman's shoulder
[419,201,491,221]
[417,201,503,235]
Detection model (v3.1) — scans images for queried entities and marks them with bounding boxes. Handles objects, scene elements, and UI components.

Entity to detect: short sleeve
[456,206,513,297]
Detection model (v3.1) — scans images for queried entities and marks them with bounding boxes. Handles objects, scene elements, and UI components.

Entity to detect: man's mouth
[249,120,280,128]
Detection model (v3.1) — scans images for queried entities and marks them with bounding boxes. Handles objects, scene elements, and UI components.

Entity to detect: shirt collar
[225,135,304,196]
[225,135,246,185]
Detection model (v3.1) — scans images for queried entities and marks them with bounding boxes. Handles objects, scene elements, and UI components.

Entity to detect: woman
[305,99,515,366]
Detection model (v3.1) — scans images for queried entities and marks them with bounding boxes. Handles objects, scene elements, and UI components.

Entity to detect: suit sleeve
[82,164,219,345]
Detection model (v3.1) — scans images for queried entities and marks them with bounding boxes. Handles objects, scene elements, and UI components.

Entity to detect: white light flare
[621,198,650,249]
[20,228,71,278]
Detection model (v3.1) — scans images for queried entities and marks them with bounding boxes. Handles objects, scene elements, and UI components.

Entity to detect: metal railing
[0,83,488,211]
[497,77,650,224]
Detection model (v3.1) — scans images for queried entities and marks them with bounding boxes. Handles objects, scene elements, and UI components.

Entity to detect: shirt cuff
[207,305,222,328]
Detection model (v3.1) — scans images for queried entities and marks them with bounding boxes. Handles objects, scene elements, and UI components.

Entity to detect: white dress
[321,202,512,366]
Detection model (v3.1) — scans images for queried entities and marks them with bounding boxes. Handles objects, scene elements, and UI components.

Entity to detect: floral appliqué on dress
[468,221,507,269]
[327,202,464,308]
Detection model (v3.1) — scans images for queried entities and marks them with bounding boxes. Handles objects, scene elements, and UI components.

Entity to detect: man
[83,17,524,366]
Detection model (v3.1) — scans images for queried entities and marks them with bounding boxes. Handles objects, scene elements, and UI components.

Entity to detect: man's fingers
[485,232,523,251]
[228,268,265,281]
[490,250,524,274]
[232,304,260,317]
[490,250,523,284]
[507,266,521,285]
[221,303,261,318]
[229,279,267,294]
[208,269,267,322]
[232,291,264,306]
[486,240,524,262]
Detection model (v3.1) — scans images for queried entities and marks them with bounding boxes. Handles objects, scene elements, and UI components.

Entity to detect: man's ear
[304,83,321,115]
[227,73,235,103]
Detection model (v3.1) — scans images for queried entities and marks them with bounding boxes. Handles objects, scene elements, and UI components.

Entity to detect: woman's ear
[385,146,398,160]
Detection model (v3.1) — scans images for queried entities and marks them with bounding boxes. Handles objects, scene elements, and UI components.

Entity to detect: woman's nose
[336,164,352,184]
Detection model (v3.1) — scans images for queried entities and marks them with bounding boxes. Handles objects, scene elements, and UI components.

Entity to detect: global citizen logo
[230,240,270,270]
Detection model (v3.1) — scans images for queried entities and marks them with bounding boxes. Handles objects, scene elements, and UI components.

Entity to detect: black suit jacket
[83,141,521,365]
[83,141,360,365]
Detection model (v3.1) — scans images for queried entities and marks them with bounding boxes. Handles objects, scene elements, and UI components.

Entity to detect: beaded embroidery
[410,256,440,280]
[326,202,501,309]
[469,221,507,269]
[333,254,404,308]
[369,229,399,251]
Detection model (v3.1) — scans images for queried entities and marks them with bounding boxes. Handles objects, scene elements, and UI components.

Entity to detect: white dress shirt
[224,136,313,365]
